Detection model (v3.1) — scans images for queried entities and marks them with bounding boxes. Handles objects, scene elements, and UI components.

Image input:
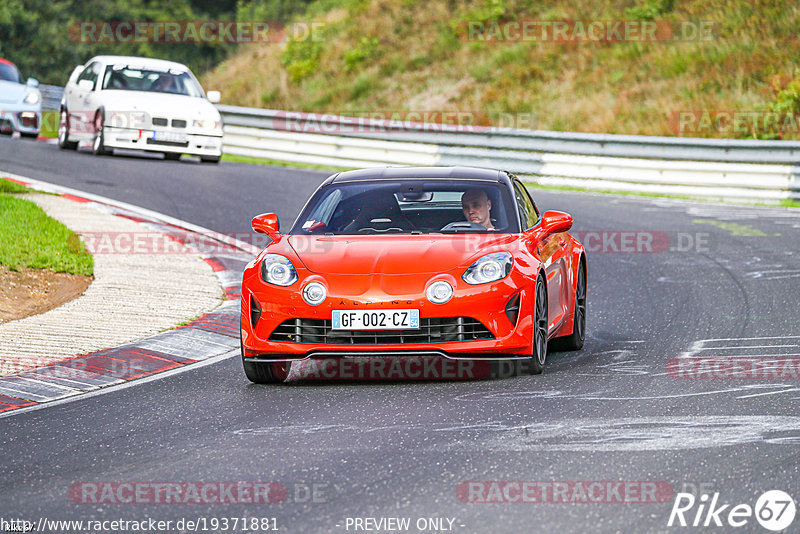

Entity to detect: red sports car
[240,166,586,383]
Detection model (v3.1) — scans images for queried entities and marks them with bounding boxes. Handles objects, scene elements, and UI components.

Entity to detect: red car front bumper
[240,267,537,361]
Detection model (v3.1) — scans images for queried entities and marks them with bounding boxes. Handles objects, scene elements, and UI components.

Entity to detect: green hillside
[202,0,800,139]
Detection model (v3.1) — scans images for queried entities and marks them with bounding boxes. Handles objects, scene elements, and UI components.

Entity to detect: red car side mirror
[252,213,280,239]
[541,210,573,235]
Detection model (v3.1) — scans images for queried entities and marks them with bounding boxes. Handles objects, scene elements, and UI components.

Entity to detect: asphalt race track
[2,138,800,533]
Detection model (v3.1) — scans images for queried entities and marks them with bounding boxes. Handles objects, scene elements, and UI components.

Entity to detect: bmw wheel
[92,109,111,156]
[57,108,78,150]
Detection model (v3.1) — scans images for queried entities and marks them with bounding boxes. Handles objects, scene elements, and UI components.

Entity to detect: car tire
[92,109,111,156]
[200,155,221,164]
[528,272,548,375]
[242,358,288,384]
[550,259,586,352]
[164,152,181,161]
[240,332,287,384]
[57,108,78,150]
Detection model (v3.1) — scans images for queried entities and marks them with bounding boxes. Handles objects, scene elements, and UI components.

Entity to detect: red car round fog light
[303,282,327,305]
[426,281,453,304]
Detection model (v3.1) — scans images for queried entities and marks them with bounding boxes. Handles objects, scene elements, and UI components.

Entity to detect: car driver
[461,189,495,230]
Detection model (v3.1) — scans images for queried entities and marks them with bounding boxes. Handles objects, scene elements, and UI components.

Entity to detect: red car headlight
[462,252,513,285]
[260,254,298,286]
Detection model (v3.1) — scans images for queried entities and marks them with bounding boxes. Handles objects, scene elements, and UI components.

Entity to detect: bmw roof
[87,56,191,72]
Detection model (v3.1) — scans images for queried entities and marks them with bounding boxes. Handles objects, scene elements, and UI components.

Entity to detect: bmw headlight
[193,119,221,130]
[462,252,513,285]
[23,92,40,105]
[260,254,298,286]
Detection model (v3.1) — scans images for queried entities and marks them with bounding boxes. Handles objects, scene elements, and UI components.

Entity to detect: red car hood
[288,234,518,275]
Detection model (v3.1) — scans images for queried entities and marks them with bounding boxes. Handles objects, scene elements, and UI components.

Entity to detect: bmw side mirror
[207,90,221,103]
[77,79,94,91]
[69,65,84,84]
[252,213,280,239]
[541,210,573,235]
[26,77,39,88]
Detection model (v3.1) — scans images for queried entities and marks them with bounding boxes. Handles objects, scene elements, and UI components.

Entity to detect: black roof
[329,166,511,186]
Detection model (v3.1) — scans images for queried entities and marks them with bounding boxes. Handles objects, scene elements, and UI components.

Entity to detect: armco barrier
[39,84,65,111]
[35,88,800,201]
[217,105,800,202]
[217,105,800,164]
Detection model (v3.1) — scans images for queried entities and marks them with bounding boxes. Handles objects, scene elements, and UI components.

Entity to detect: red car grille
[268,317,494,345]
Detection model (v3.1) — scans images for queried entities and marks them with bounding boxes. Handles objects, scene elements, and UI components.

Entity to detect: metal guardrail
[32,90,799,201]
[39,84,64,111]
[218,105,800,165]
[218,105,800,202]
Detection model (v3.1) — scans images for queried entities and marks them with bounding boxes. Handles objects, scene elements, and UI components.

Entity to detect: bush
[343,36,381,72]
[281,37,324,82]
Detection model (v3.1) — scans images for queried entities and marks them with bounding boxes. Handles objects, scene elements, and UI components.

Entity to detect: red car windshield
[291,180,520,235]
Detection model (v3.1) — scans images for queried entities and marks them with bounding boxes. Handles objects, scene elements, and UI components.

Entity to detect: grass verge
[221,152,354,172]
[0,179,29,194]
[203,0,800,140]
[39,111,59,138]
[526,182,800,208]
[0,179,94,276]
[219,155,800,209]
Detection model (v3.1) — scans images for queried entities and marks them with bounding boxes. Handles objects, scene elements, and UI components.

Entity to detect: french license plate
[332,309,420,330]
[152,131,186,143]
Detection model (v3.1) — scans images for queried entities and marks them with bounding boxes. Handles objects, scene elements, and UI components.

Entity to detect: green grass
[526,182,703,201]
[218,156,800,209]
[0,181,93,276]
[221,153,355,172]
[0,179,29,194]
[39,111,58,138]
[202,0,800,140]
[525,182,800,208]
[691,219,776,237]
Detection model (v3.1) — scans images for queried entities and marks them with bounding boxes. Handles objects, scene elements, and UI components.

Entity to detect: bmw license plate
[332,309,419,330]
[152,131,187,143]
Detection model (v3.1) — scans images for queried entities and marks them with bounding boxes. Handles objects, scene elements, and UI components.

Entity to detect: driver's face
[461,192,492,228]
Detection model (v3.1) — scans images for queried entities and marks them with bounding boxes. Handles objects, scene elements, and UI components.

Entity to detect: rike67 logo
[668,490,795,531]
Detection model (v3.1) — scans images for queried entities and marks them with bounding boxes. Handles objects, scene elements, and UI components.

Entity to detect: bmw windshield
[101,65,204,97]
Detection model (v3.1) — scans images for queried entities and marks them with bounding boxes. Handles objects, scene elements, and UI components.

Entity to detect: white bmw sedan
[58,55,223,163]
